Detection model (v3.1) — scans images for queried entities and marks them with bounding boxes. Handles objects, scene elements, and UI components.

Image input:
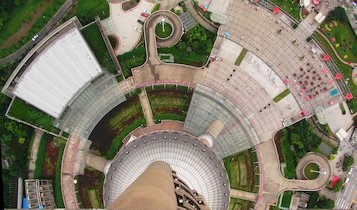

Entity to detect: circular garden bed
[303,162,320,180]
[155,22,173,39]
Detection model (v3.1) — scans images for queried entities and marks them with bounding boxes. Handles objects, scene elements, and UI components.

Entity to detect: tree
[317,196,335,209]
[342,155,354,171]
[332,179,343,192]
[176,41,187,51]
[328,7,348,23]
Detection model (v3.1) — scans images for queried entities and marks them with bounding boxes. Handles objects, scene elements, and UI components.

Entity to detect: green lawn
[146,85,192,122]
[8,97,59,134]
[281,191,293,208]
[69,0,109,24]
[117,43,146,78]
[235,48,248,66]
[0,0,65,58]
[158,47,209,66]
[223,150,258,193]
[155,23,173,39]
[270,0,301,21]
[273,89,291,103]
[229,198,255,210]
[33,133,48,178]
[280,129,297,179]
[320,20,357,63]
[81,23,117,74]
[54,143,65,208]
[304,162,320,179]
[313,32,357,111]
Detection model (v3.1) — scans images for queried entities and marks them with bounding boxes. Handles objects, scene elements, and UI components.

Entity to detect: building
[25,179,56,208]
[103,131,230,209]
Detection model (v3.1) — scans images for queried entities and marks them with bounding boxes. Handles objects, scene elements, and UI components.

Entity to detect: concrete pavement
[184,0,218,33]
[230,189,257,201]
[138,88,155,126]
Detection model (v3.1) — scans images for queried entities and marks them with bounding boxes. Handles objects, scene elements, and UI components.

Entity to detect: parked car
[137,19,144,25]
[140,12,148,17]
[32,34,39,41]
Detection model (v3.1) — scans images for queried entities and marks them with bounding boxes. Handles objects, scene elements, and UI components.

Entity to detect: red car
[140,13,148,17]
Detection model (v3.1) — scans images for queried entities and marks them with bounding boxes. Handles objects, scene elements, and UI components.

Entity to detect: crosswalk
[335,197,350,209]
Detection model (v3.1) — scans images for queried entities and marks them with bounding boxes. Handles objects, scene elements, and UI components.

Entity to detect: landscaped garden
[0,0,66,58]
[158,25,216,67]
[77,168,104,208]
[81,23,117,74]
[320,7,357,63]
[7,97,59,134]
[269,0,301,21]
[229,198,255,210]
[313,32,357,111]
[275,120,322,179]
[146,85,192,122]
[117,43,146,78]
[155,22,173,39]
[303,162,320,180]
[306,191,335,209]
[89,90,146,159]
[223,150,259,193]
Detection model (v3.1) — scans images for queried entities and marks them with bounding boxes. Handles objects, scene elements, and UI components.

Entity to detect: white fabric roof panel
[13,27,102,118]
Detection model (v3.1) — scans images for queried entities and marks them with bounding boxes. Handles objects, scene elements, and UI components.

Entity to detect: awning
[335,73,342,80]
[273,6,280,14]
[323,54,330,61]
[346,93,353,100]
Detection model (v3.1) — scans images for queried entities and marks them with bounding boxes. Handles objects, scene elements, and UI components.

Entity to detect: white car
[134,27,142,33]
[32,34,39,41]
[144,9,151,14]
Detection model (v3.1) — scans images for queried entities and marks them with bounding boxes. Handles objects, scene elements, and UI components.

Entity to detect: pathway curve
[255,139,331,210]
[296,152,332,180]
[230,189,258,202]
[138,88,155,126]
[184,0,218,33]
[28,129,44,178]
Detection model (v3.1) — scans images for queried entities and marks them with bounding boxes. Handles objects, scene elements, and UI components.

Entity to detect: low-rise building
[25,179,56,208]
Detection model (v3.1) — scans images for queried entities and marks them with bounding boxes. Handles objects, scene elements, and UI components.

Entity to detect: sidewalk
[138,88,155,126]
[28,129,44,178]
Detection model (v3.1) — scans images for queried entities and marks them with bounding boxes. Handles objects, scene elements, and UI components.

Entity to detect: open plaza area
[1,0,357,209]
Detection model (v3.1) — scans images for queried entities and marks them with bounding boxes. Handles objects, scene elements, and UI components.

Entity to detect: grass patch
[313,32,357,111]
[0,0,65,58]
[280,129,297,178]
[158,47,209,66]
[223,150,258,192]
[117,43,146,78]
[146,85,192,122]
[54,143,65,208]
[8,97,59,133]
[87,189,100,208]
[281,191,293,208]
[304,162,320,179]
[33,133,48,178]
[81,23,116,74]
[155,23,173,39]
[269,0,301,21]
[273,89,291,103]
[235,48,248,66]
[151,3,161,13]
[229,197,255,210]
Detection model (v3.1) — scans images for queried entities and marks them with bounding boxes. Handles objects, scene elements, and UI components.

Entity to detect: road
[335,154,357,210]
[0,0,73,66]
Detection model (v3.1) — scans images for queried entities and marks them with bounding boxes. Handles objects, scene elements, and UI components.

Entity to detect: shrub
[332,179,343,192]
[342,155,354,171]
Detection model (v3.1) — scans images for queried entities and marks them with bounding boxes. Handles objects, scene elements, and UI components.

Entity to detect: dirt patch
[0,0,52,49]
[122,0,140,11]
[43,138,60,178]
[274,130,284,162]
[108,35,119,51]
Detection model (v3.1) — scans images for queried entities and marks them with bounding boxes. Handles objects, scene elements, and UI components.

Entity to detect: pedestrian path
[28,129,44,179]
[138,88,155,126]
[230,189,258,201]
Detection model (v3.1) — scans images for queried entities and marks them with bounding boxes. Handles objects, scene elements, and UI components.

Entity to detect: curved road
[296,152,331,180]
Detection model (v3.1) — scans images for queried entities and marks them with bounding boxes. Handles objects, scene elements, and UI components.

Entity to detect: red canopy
[300,88,306,93]
[313,0,320,5]
[330,176,340,188]
[284,79,289,85]
[335,73,342,80]
[330,100,335,105]
[301,110,307,116]
[273,6,280,14]
[323,54,330,61]
[328,79,333,84]
[321,68,327,73]
[346,93,353,100]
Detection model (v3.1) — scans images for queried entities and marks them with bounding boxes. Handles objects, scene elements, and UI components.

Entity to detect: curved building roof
[103,132,230,209]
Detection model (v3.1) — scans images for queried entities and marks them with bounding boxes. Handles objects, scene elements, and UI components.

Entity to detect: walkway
[28,129,44,178]
[296,152,332,180]
[0,0,73,65]
[184,0,217,33]
[138,88,154,126]
[255,139,331,210]
[230,189,258,202]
